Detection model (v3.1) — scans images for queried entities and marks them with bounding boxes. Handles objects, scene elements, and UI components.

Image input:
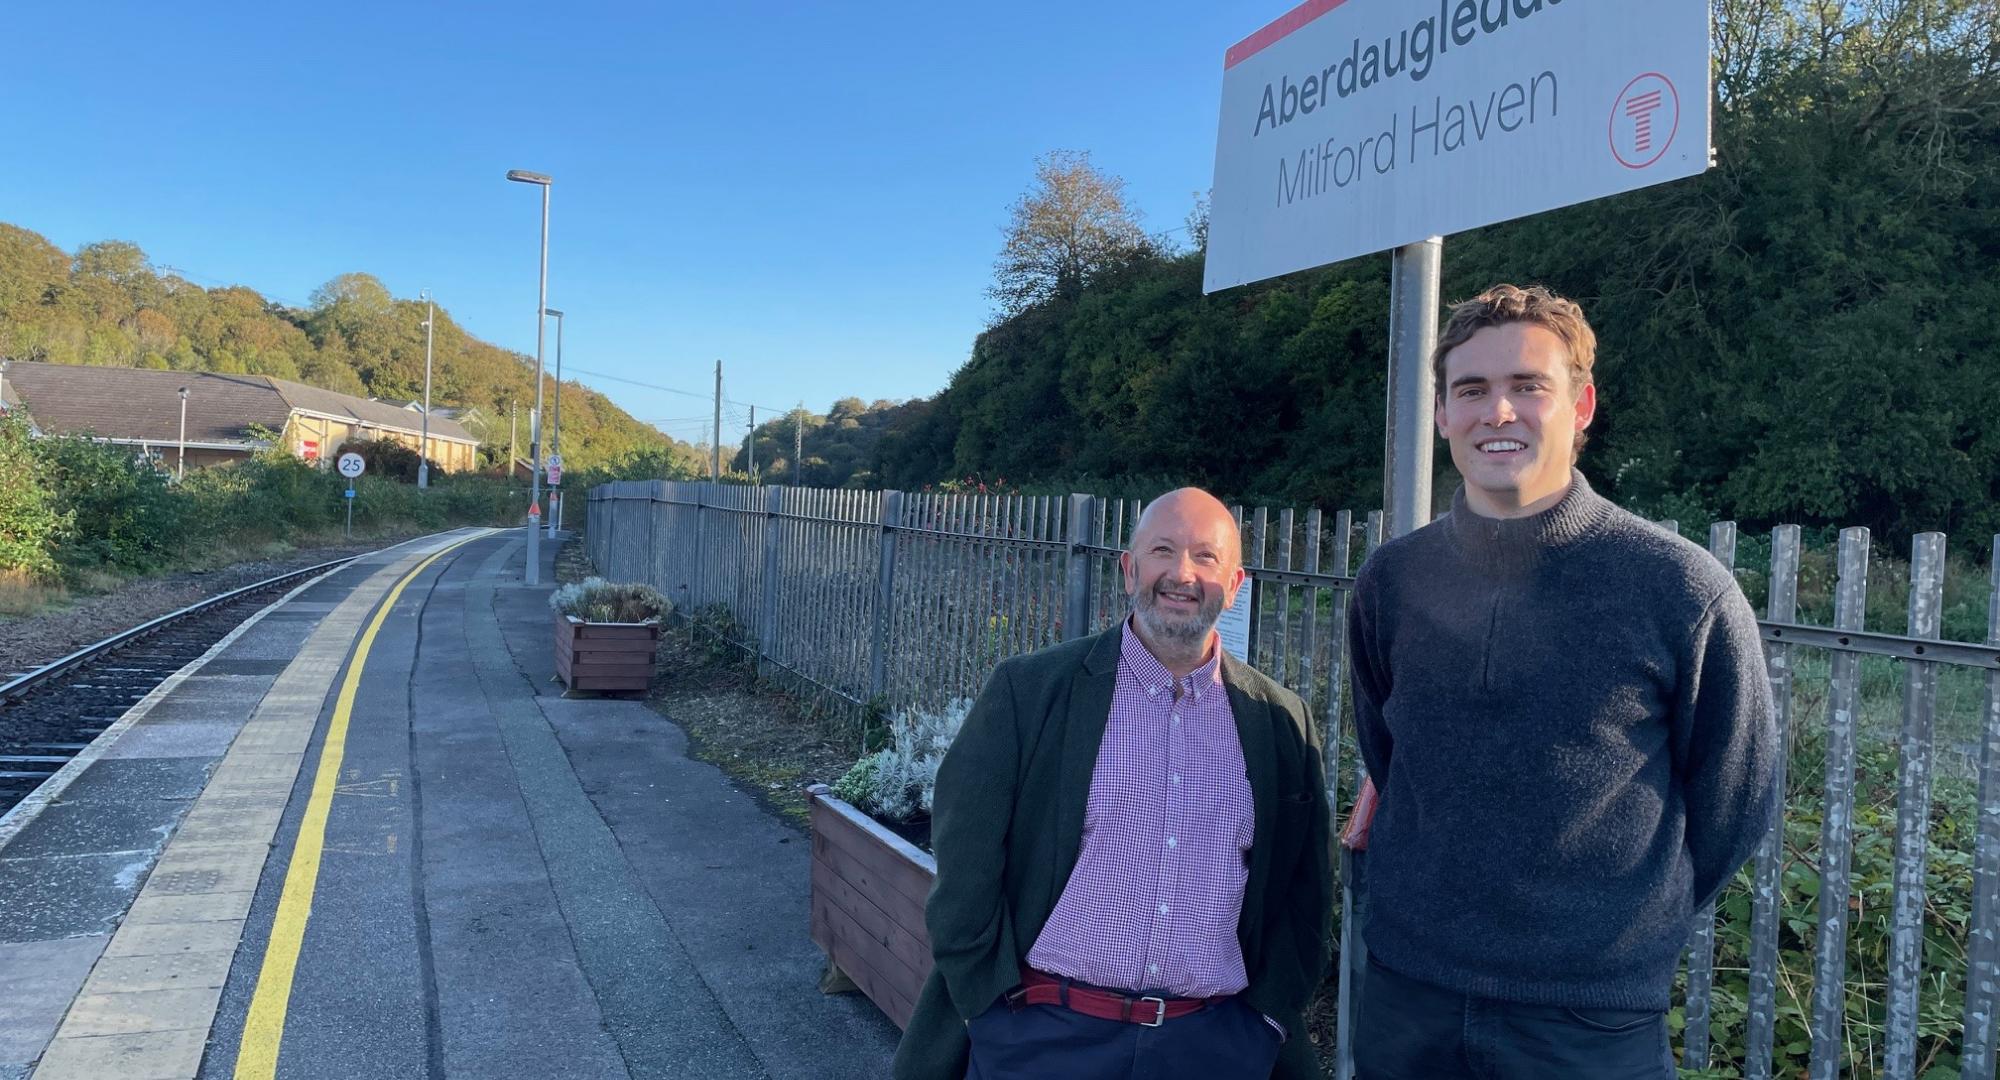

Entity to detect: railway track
[0,557,356,818]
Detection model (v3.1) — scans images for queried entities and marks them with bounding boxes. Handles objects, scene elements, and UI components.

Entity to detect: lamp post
[506,169,551,585]
[177,386,189,481]
[543,306,563,538]
[419,290,434,489]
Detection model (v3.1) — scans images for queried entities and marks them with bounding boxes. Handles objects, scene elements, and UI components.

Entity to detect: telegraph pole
[793,402,803,486]
[747,405,756,483]
[710,360,722,481]
[508,401,517,479]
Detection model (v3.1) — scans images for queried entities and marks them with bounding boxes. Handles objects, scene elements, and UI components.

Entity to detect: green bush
[0,413,65,581]
[36,432,184,575]
[0,426,527,599]
[333,436,425,484]
[180,450,339,542]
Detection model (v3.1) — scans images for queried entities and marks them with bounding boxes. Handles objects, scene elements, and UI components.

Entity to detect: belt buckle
[1137,996,1168,1027]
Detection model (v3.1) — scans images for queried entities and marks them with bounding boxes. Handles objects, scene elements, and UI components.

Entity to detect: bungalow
[0,361,480,473]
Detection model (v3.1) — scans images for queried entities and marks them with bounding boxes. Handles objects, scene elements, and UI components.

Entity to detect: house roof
[3,363,290,446]
[269,379,474,443]
[0,361,476,447]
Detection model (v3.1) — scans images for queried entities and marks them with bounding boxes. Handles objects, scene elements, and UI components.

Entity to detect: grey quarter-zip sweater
[1347,472,1778,1010]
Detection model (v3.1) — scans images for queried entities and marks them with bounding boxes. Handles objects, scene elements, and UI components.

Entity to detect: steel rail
[0,556,358,705]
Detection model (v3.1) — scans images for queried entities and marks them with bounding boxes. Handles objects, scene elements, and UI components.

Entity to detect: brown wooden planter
[553,613,659,692]
[807,784,937,1030]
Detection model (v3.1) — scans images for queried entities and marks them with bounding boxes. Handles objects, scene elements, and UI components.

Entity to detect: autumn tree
[989,150,1149,317]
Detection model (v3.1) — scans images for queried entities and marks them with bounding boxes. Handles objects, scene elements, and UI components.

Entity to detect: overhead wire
[564,364,791,417]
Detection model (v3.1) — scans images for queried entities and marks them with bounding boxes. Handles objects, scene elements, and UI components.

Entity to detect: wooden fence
[587,479,2000,1080]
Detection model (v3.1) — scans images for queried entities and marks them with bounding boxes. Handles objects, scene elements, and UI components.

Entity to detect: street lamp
[419,290,434,489]
[506,168,551,585]
[177,386,189,481]
[543,306,563,538]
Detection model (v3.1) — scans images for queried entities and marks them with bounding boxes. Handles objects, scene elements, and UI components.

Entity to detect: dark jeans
[966,994,1283,1080]
[1355,958,1673,1080]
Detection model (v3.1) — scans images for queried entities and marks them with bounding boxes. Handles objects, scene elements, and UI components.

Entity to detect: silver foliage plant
[548,576,671,623]
[832,698,972,822]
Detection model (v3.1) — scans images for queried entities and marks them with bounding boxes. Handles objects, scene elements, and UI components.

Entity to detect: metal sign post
[1384,238,1443,535]
[337,452,366,542]
[546,454,563,539]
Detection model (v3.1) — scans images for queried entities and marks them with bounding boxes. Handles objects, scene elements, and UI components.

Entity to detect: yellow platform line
[232,535,479,1079]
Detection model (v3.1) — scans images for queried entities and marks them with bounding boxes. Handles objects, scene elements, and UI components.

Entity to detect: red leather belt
[1009,967,1223,1027]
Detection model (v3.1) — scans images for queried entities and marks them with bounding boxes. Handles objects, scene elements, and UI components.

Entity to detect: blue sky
[0,1,1283,446]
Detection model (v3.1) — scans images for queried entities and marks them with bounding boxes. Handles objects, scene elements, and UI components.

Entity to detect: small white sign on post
[1205,0,1710,291]
[336,452,366,479]
[1216,579,1254,661]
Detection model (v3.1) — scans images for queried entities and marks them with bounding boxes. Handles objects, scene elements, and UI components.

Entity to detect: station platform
[0,529,899,1080]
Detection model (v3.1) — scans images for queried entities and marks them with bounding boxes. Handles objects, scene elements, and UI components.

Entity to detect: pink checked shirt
[1024,620,1256,997]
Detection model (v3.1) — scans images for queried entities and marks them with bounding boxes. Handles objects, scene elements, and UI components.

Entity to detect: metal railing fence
[586,480,2000,1080]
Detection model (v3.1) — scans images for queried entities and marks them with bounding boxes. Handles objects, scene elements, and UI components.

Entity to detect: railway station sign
[1204,0,1711,292]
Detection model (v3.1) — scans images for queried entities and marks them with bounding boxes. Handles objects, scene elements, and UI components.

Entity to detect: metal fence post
[1808,527,1871,1080]
[1963,534,2000,1080]
[690,483,708,616]
[758,486,786,674]
[1682,521,1739,1070]
[1885,532,1947,1076]
[1064,493,1096,641]
[868,491,903,701]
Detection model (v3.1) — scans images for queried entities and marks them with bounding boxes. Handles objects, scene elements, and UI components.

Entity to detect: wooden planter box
[553,613,660,692]
[807,784,937,1030]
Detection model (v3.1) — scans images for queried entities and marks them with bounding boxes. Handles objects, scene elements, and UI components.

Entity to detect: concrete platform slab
[61,987,222,1037]
[0,937,105,1067]
[190,660,291,677]
[45,759,211,806]
[122,892,255,927]
[103,921,244,960]
[85,950,233,994]
[32,1027,206,1080]
[97,722,243,762]
[0,853,152,943]
[0,801,176,860]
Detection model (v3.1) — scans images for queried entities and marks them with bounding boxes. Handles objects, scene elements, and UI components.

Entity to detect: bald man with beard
[892,488,1334,1080]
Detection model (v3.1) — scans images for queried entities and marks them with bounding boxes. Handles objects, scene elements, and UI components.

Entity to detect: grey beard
[1132,584,1222,652]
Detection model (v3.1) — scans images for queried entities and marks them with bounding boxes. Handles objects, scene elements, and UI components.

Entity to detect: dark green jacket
[892,626,1335,1080]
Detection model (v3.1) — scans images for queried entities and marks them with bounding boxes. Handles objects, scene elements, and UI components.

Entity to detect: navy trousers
[966,995,1283,1080]
[1355,959,1674,1080]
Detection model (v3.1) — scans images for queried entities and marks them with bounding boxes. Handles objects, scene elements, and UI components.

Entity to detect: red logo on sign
[1609,73,1679,170]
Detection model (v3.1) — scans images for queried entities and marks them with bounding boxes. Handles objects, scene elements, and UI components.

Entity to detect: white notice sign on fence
[1205,0,1710,292]
[1216,579,1254,661]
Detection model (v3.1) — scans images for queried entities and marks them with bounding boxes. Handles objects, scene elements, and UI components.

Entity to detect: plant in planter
[809,698,969,1029]
[548,577,671,693]
[830,698,971,833]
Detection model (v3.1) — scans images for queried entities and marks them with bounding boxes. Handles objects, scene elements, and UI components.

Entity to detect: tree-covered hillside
[876,0,2000,541]
[0,226,704,475]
